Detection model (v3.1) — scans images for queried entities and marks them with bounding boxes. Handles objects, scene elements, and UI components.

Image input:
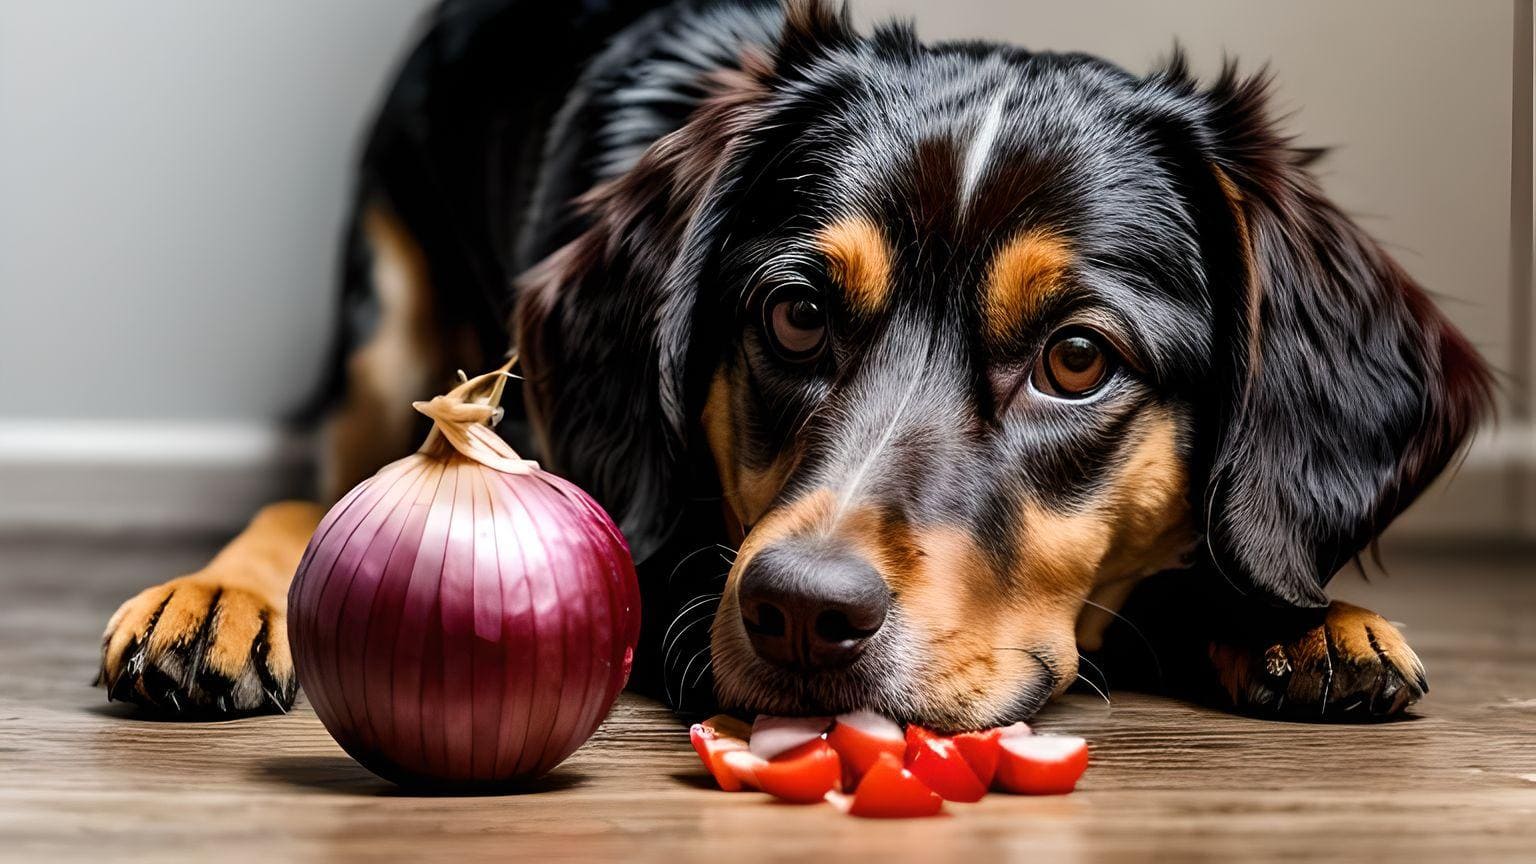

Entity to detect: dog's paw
[1209,601,1426,720]
[99,575,296,717]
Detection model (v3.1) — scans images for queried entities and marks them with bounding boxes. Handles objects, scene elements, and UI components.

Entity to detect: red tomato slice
[829,752,943,818]
[723,739,840,803]
[719,749,763,790]
[994,734,1089,795]
[720,749,763,790]
[690,716,750,792]
[903,725,987,802]
[827,710,905,789]
[951,727,1003,788]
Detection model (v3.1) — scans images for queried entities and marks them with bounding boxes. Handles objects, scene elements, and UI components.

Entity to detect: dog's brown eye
[1036,331,1110,397]
[765,294,828,362]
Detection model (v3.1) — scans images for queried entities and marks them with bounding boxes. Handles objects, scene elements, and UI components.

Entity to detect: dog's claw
[107,640,146,703]
[1212,601,1424,722]
[263,689,288,714]
[98,578,294,718]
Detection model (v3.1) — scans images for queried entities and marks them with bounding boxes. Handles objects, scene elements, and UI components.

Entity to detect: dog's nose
[737,545,889,671]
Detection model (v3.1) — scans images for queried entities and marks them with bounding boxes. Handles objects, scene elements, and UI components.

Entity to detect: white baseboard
[0,420,315,534]
[0,418,1529,538]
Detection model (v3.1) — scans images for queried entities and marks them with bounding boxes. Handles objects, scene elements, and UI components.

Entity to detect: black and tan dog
[99,0,1490,729]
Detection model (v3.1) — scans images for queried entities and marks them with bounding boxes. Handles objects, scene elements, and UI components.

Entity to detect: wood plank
[1,536,1533,863]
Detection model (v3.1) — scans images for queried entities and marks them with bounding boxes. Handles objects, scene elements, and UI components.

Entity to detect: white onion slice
[749,714,833,760]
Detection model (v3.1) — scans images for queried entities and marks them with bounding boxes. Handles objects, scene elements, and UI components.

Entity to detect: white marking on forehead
[958,89,1010,211]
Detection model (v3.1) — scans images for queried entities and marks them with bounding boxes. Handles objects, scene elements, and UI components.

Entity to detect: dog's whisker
[1076,651,1111,695]
[666,545,727,589]
[688,658,713,693]
[664,631,709,708]
[664,591,723,628]
[996,645,1111,706]
[1074,672,1112,707]
[675,645,712,711]
[663,606,718,670]
[662,618,715,675]
[662,605,721,675]
[1080,598,1164,686]
[664,618,711,675]
[660,592,722,657]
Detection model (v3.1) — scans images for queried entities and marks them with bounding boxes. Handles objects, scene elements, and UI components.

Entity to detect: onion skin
[288,367,641,787]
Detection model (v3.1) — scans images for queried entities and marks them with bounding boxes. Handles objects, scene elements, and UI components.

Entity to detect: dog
[99,0,1490,729]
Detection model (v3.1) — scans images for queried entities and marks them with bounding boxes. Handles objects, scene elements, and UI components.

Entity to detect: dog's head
[518,1,1491,728]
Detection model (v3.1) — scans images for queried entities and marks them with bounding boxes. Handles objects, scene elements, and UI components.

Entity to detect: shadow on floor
[84,699,292,724]
[668,770,717,791]
[254,754,589,798]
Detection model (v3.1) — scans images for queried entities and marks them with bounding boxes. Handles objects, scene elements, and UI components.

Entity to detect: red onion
[288,363,641,787]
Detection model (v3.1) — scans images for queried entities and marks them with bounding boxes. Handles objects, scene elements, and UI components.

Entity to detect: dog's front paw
[99,575,296,716]
[1209,601,1426,720]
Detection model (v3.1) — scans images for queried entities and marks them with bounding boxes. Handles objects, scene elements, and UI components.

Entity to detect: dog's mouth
[710,619,907,717]
[707,598,1062,730]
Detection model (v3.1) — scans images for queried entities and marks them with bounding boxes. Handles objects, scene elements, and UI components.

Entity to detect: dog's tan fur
[322,202,448,501]
[982,228,1074,342]
[816,216,894,316]
[99,502,322,710]
[701,367,796,542]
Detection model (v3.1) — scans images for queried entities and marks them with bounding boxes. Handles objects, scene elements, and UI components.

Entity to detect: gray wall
[0,0,436,421]
[0,1,1529,536]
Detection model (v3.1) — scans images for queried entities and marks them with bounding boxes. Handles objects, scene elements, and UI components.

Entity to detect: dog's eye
[1035,329,1112,397]
[764,291,828,362]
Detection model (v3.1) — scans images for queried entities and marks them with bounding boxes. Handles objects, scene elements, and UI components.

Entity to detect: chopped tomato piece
[827,710,905,789]
[749,714,832,760]
[828,752,943,818]
[951,727,1003,788]
[720,750,763,790]
[690,716,750,791]
[724,739,840,803]
[692,714,1085,814]
[902,725,987,802]
[994,734,1089,795]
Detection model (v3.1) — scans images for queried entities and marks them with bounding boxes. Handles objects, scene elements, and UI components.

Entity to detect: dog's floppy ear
[515,2,850,562]
[1164,63,1493,606]
[514,65,771,562]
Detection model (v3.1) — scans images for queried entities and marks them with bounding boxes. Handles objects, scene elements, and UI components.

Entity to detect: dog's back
[321,0,779,494]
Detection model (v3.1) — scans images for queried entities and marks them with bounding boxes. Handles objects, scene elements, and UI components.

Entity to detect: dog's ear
[515,2,851,562]
[515,64,771,562]
[776,0,855,73]
[1159,63,1494,606]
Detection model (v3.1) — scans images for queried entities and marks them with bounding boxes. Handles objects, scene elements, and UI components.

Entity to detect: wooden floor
[1,534,1533,863]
